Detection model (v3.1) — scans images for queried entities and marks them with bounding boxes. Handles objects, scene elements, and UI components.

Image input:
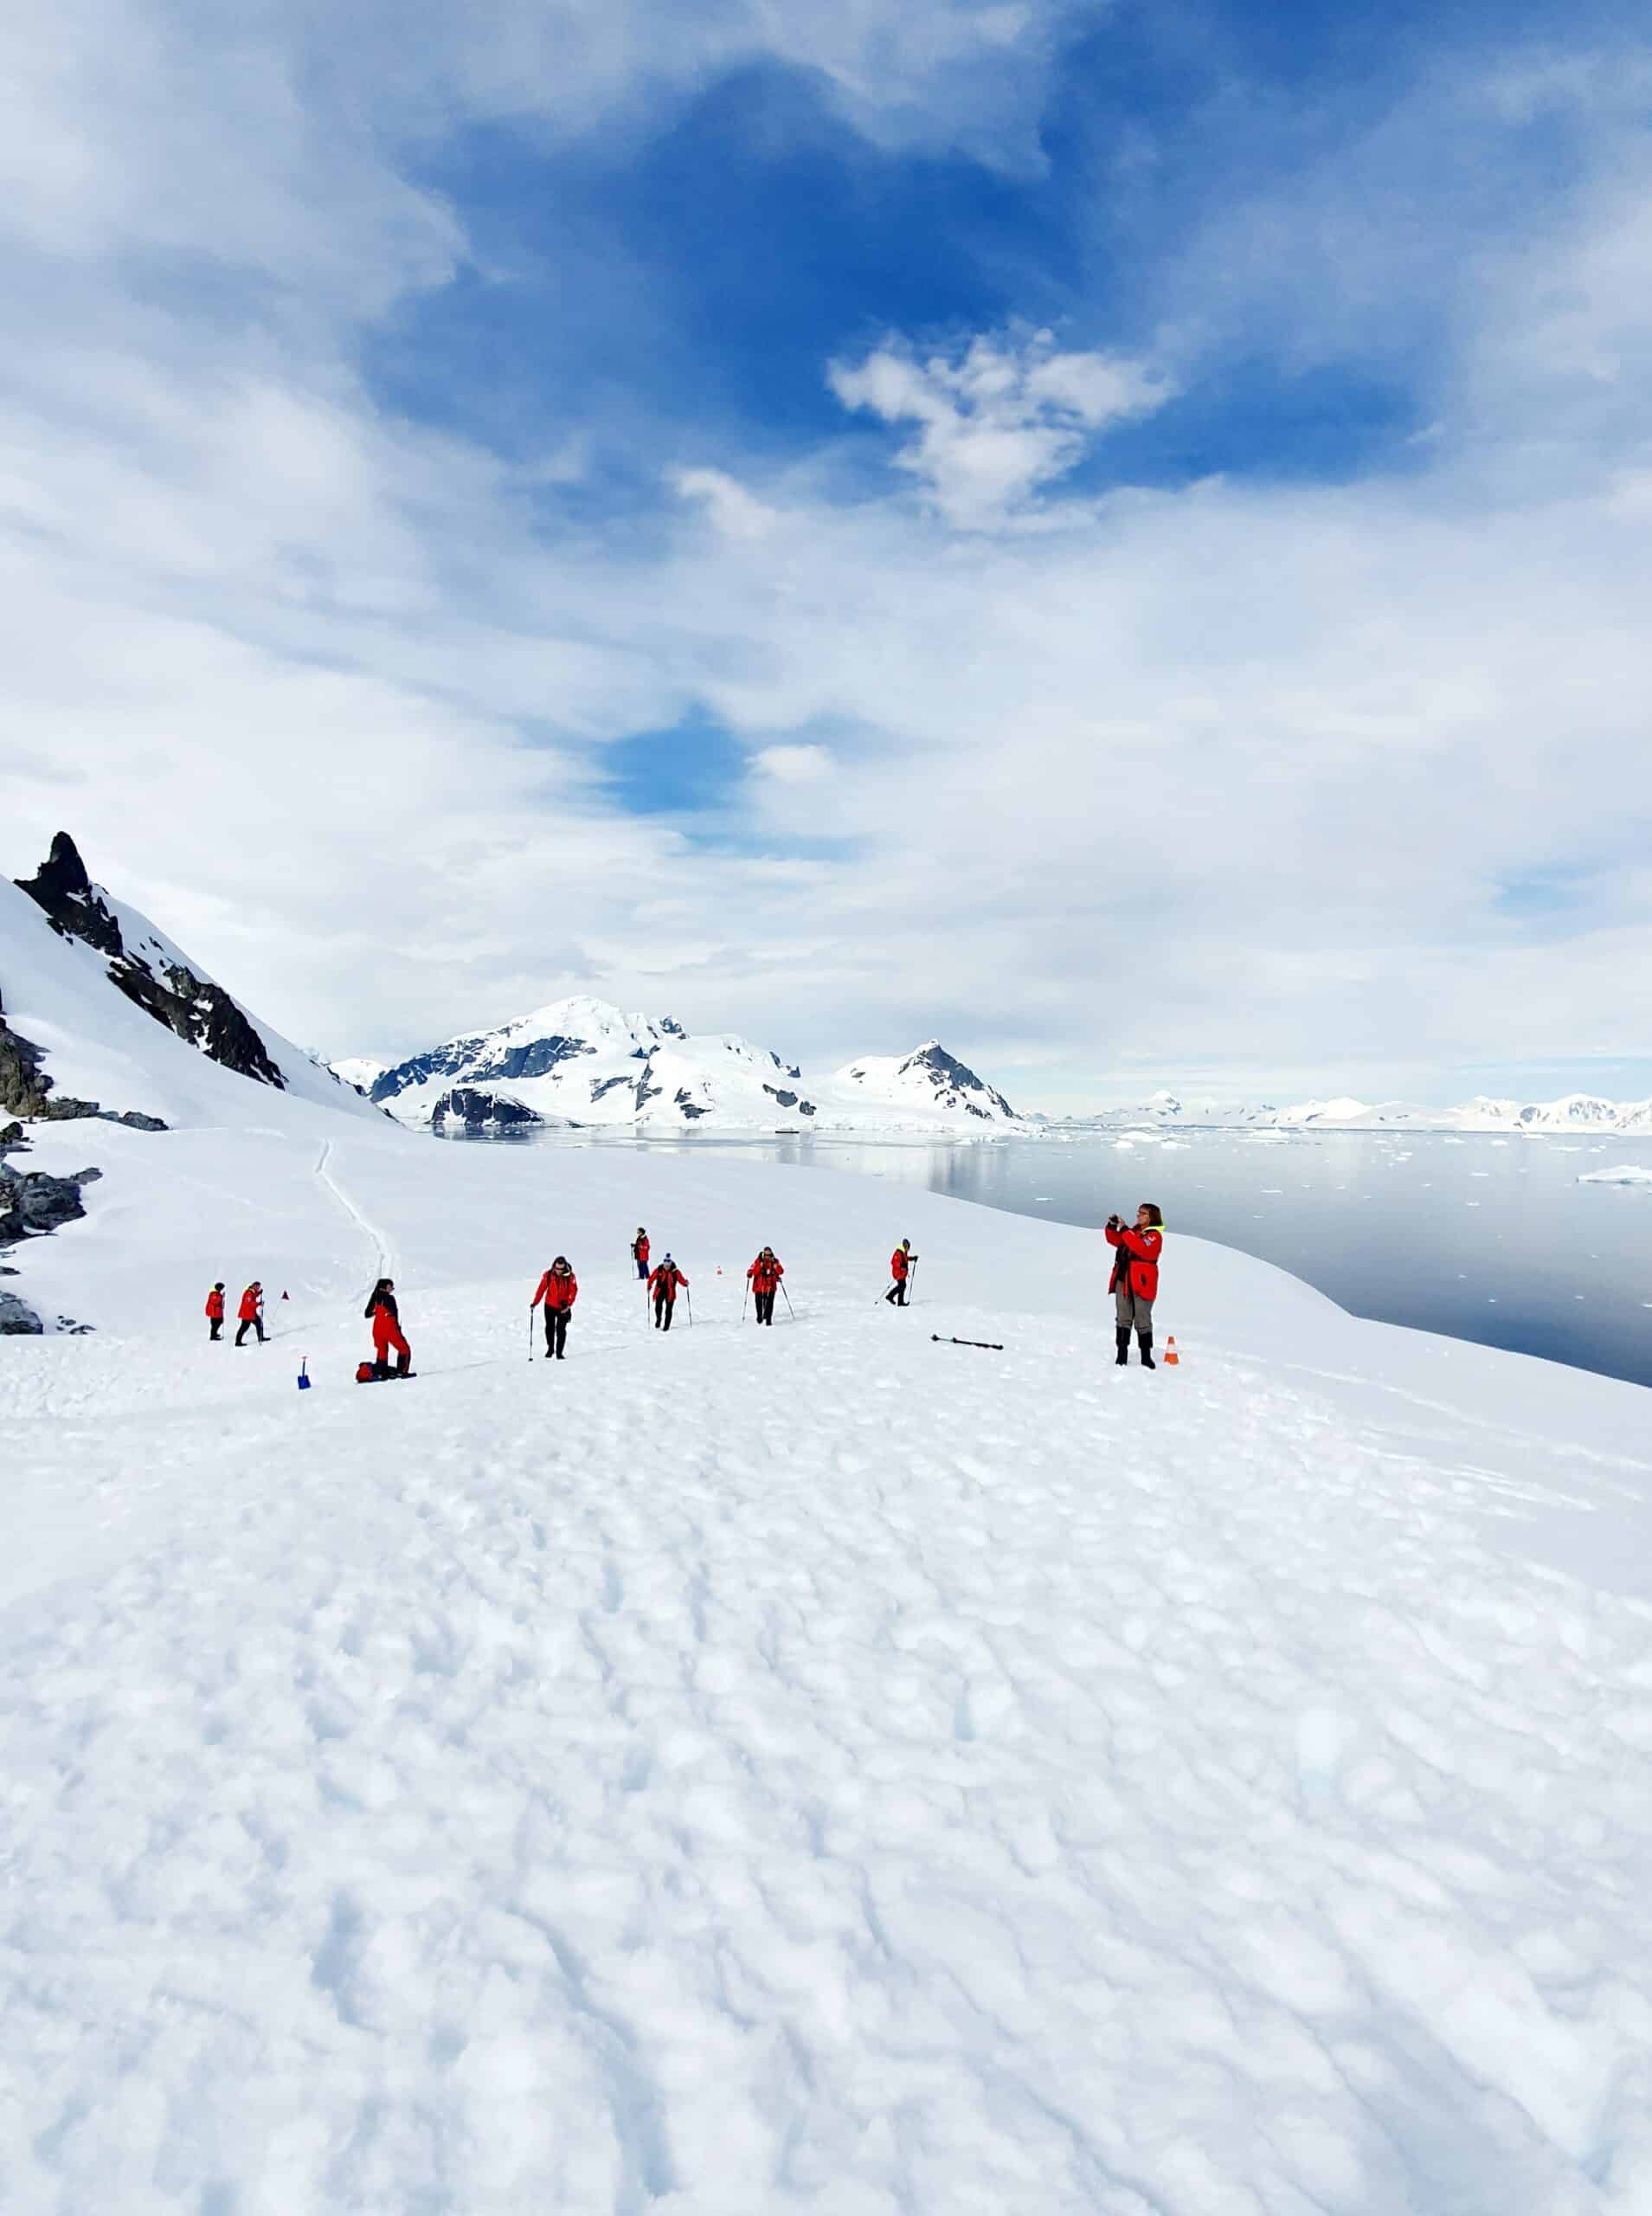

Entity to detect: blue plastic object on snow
[297,1357,311,1391]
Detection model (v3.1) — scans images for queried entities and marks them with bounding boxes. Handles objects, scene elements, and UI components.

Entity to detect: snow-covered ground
[6,1098,1652,2213]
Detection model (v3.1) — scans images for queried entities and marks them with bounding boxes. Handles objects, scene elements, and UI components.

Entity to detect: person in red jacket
[1106,1204,1164,1369]
[532,1256,578,1359]
[235,1281,266,1346]
[205,1282,226,1341]
[648,1254,688,1331]
[747,1247,783,1326]
[364,1277,413,1377]
[632,1228,651,1281]
[884,1239,917,1306]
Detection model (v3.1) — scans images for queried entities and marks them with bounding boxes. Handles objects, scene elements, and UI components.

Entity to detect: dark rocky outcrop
[15,832,125,958]
[0,1163,100,1243]
[0,1290,43,1334]
[0,983,56,1118]
[15,832,287,1091]
[762,1085,817,1116]
[430,1086,543,1131]
[99,1108,168,1131]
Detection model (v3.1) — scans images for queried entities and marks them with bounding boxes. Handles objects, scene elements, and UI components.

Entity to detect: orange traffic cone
[1163,1336,1180,1366]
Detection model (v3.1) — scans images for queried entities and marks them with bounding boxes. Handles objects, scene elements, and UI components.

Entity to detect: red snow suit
[371,1305,410,1362]
[237,1285,262,1322]
[747,1255,783,1294]
[205,1287,225,1321]
[647,1264,687,1303]
[890,1247,910,1281]
[1105,1223,1162,1303]
[532,1268,579,1311]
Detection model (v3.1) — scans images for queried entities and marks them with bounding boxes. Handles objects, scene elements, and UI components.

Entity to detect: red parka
[647,1264,688,1303]
[205,1287,225,1320]
[1105,1223,1163,1302]
[890,1247,910,1280]
[747,1254,783,1294]
[237,1285,262,1322]
[633,1234,650,1266]
[533,1268,579,1311]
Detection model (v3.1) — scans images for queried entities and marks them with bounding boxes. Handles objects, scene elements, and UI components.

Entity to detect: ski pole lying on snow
[932,1333,1003,1351]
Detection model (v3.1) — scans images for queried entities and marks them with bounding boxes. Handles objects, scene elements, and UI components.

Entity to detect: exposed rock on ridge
[15,834,286,1092]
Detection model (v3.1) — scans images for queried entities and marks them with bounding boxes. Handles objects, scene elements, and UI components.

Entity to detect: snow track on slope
[314,1137,395,1284]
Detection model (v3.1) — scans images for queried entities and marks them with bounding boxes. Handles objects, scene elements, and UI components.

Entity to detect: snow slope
[355,996,1019,1135]
[0,875,382,1131]
[4,1116,1652,2213]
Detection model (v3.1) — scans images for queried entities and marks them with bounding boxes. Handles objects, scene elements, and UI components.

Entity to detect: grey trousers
[1115,1285,1154,1336]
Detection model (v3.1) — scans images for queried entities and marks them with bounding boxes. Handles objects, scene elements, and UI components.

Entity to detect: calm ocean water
[473,1127,1652,1388]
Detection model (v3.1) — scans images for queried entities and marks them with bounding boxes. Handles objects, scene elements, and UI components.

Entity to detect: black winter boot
[1115,1328,1130,1366]
[1137,1333,1155,1369]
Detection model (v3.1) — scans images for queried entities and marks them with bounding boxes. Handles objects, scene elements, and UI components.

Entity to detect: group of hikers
[204,1280,268,1347]
[201,1203,1168,1376]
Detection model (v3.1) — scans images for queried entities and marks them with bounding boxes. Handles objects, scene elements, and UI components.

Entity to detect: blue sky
[4,0,1652,1109]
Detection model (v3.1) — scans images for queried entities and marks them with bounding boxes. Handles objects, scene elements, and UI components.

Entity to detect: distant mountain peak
[355,1004,1019,1134]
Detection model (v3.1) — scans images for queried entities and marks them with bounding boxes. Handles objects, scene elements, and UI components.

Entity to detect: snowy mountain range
[1058,1089,1652,1136]
[344,1000,1019,1136]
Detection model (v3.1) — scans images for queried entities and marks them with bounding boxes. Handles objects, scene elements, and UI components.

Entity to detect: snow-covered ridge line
[341,1003,1019,1136]
[1055,1087,1652,1135]
[2,834,384,1133]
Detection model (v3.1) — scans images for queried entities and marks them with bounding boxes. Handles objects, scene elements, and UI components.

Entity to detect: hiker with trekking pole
[631,1228,651,1281]
[884,1240,918,1306]
[648,1253,689,1331]
[531,1256,578,1361]
[747,1247,784,1325]
[1106,1203,1164,1369]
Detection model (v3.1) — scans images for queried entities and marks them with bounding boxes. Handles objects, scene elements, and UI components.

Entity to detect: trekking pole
[685,1287,693,1329]
[909,1258,920,1306]
[527,1307,534,1362]
[780,1282,796,1323]
[742,1280,749,1324]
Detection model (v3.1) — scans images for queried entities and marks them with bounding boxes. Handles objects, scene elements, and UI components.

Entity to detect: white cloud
[829,330,1174,525]
[3,6,1652,1111]
[671,467,777,542]
[754,744,834,783]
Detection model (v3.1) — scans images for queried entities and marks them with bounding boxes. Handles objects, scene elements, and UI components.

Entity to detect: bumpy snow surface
[6,1118,1652,2213]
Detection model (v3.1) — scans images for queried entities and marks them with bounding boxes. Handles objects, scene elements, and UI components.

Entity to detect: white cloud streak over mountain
[3,4,1652,1109]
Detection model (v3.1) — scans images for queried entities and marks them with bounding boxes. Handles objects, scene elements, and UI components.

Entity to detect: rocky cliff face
[0,984,56,1118]
[15,834,286,1091]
